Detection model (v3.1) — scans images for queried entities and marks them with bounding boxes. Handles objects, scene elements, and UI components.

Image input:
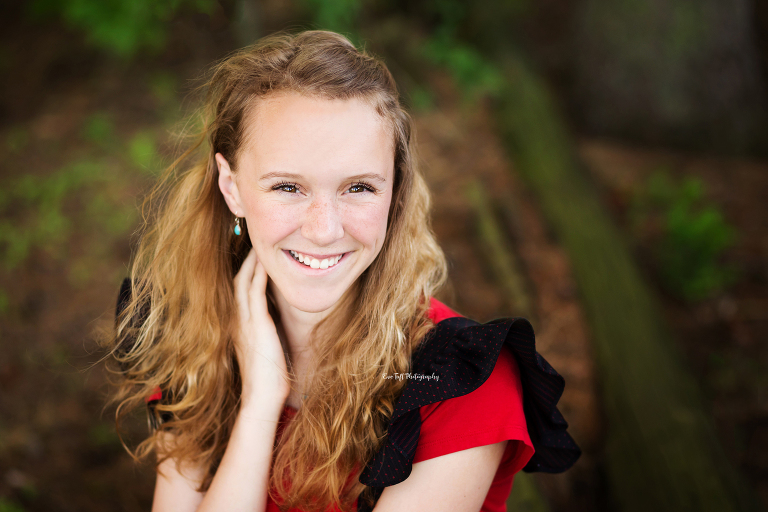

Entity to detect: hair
[105,29,447,511]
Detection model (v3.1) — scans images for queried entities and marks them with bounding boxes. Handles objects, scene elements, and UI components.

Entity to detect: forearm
[196,399,284,512]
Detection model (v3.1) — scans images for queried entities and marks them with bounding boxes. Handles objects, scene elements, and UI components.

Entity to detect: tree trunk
[465,178,549,512]
[465,179,534,321]
[492,51,762,512]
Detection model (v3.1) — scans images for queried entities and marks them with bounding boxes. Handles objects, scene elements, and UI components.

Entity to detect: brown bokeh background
[0,0,766,510]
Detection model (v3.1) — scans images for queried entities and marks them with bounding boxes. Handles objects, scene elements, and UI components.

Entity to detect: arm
[373,440,508,512]
[152,400,284,512]
[151,434,206,512]
[370,342,532,511]
[152,248,290,512]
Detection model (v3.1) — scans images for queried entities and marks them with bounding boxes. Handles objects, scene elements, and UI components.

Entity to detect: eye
[272,181,299,194]
[348,182,376,194]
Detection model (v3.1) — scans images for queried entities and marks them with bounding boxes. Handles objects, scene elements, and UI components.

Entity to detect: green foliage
[506,472,550,512]
[421,36,503,100]
[27,0,215,58]
[0,157,140,295]
[149,71,178,106]
[298,0,503,103]
[419,0,503,102]
[407,85,436,113]
[81,111,116,148]
[0,113,159,293]
[630,169,740,301]
[300,0,361,43]
[88,422,122,448]
[129,130,160,173]
[19,486,37,502]
[0,159,100,270]
[0,498,26,512]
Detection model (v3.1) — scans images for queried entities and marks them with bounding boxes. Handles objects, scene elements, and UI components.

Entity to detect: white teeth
[289,250,344,269]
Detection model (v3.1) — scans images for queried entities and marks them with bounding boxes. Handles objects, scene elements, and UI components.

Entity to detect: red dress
[265,298,534,512]
[117,273,579,511]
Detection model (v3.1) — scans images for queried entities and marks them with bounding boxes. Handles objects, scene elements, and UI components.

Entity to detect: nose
[301,194,345,246]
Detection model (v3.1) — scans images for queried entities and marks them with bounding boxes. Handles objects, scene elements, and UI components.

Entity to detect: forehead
[239,91,395,176]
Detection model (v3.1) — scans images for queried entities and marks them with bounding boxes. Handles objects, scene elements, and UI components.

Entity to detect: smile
[288,250,345,269]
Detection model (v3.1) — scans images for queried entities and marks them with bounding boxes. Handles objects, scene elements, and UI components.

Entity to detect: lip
[282,249,349,273]
[288,250,346,260]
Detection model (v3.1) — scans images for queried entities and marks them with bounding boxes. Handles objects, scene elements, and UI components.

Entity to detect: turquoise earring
[233,215,241,236]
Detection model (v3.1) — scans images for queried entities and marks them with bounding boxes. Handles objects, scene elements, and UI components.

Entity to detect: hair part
[104,29,447,511]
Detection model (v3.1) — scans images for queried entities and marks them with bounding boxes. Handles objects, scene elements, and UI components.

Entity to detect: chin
[278,284,347,314]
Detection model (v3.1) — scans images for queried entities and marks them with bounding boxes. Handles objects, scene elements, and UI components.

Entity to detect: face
[217,92,395,314]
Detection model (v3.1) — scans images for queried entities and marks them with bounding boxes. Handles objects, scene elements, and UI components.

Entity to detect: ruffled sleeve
[358,313,581,503]
[412,344,534,472]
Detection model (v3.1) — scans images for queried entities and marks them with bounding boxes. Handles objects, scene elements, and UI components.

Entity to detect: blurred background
[0,0,766,511]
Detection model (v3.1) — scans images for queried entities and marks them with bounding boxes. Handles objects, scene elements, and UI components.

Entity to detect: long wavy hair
[105,30,447,511]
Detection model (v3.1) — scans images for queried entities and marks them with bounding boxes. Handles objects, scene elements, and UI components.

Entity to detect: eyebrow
[258,171,387,183]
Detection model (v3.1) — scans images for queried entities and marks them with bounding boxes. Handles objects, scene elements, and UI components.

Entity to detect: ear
[216,153,245,216]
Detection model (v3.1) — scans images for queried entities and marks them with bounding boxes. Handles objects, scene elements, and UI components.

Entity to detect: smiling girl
[109,30,579,512]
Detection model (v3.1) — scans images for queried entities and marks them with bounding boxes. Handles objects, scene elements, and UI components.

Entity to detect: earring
[233,215,241,236]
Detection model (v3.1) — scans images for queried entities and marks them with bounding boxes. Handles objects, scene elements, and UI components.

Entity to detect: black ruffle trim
[356,316,581,510]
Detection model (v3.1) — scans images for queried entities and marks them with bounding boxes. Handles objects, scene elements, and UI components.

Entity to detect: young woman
[109,30,580,512]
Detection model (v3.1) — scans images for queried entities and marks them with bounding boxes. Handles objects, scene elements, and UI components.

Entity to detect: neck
[269,279,335,370]
[269,280,357,409]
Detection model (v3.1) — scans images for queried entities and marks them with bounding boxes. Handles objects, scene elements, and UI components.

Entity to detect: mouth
[285,249,347,270]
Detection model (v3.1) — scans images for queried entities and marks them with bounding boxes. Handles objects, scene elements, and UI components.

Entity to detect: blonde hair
[106,30,447,511]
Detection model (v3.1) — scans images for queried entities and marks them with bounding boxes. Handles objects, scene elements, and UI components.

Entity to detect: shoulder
[413,344,532,465]
[411,304,535,472]
[417,343,524,424]
[360,310,582,498]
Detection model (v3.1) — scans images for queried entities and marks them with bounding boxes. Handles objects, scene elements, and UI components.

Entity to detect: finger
[248,258,270,316]
[235,249,258,320]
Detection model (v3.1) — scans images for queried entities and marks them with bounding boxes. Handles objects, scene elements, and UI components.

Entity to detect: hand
[233,248,291,410]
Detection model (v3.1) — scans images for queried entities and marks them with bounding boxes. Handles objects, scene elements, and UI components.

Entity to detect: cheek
[341,199,391,249]
[246,199,300,245]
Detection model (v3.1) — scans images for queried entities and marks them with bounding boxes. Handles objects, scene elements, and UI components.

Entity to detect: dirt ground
[1,8,766,512]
